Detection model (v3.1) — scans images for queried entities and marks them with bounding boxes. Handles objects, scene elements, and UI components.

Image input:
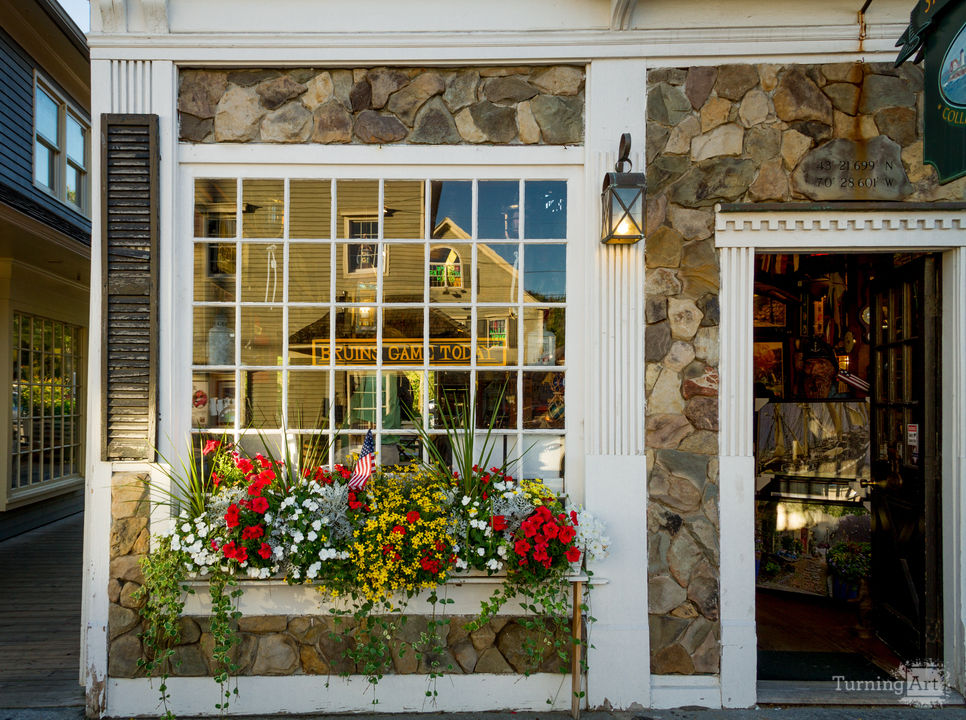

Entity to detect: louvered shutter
[101,114,159,461]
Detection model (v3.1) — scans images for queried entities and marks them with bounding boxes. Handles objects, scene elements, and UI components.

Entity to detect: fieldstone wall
[107,472,151,676]
[644,60,952,675]
[108,613,571,678]
[178,66,584,145]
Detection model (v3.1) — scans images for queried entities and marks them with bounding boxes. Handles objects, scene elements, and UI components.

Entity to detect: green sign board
[897,0,966,182]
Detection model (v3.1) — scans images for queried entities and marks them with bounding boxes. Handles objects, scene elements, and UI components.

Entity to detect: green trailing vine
[208,569,243,713]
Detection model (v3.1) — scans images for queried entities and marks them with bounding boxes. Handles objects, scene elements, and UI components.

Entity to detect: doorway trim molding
[714,206,966,708]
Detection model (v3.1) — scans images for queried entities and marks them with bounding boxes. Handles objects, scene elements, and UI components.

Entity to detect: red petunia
[251,496,269,514]
[406,510,420,524]
[543,523,560,540]
[490,515,507,532]
[558,526,576,544]
[222,540,238,559]
[257,468,275,483]
[236,458,253,474]
[257,542,272,559]
[225,504,240,528]
[348,491,363,510]
[565,546,581,563]
[241,525,264,540]
[211,471,222,488]
[235,547,248,563]
[570,510,579,526]
[392,525,406,536]
[382,544,395,555]
[203,439,220,456]
[514,539,531,556]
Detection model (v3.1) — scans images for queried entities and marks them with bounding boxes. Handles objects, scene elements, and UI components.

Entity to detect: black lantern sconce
[600,133,646,244]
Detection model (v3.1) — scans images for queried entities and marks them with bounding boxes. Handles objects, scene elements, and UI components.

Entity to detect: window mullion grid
[329,179,337,447]
[234,178,243,444]
[375,179,385,459]
[422,179,431,463]
[282,178,292,456]
[515,179,525,470]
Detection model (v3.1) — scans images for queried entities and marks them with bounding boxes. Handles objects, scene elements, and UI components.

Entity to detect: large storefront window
[11,313,82,492]
[191,176,568,489]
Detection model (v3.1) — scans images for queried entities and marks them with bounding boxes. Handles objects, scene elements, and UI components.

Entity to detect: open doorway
[753,251,942,683]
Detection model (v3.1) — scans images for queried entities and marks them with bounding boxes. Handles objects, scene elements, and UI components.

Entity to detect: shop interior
[753,251,904,682]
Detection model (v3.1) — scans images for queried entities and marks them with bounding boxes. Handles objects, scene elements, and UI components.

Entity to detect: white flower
[468,507,478,517]
[307,531,318,542]
[476,547,485,556]
[311,520,322,531]
[455,558,468,570]
[486,558,502,571]
[181,522,191,532]
[497,544,507,558]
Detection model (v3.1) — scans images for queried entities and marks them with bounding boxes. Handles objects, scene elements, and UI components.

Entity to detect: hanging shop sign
[897,0,966,182]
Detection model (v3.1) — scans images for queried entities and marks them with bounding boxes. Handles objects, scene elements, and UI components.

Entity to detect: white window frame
[32,72,90,216]
[174,146,586,503]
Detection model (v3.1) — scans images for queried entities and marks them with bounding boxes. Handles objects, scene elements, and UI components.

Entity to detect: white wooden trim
[651,674,722,709]
[108,674,576,715]
[716,208,966,708]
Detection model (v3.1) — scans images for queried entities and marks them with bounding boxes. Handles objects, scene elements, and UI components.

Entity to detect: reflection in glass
[290,180,331,238]
[477,244,518,303]
[192,371,235,429]
[289,307,330,366]
[429,244,471,302]
[523,371,564,429]
[236,431,284,460]
[194,179,237,238]
[430,305,471,343]
[240,306,282,365]
[242,179,284,238]
[384,181,424,238]
[427,371,470,429]
[430,181,471,238]
[66,166,80,205]
[522,435,565,486]
[240,243,282,303]
[382,371,420,429]
[383,309,423,365]
[381,435,422,469]
[336,180,379,238]
[67,115,85,165]
[478,307,516,365]
[383,244,423,302]
[193,307,235,365]
[333,433,367,466]
[288,371,330,428]
[240,370,281,428]
[524,307,564,365]
[36,87,58,142]
[336,244,378,302]
[477,371,516,429]
[289,243,331,302]
[478,181,519,239]
[524,181,567,238]
[524,244,566,302]
[34,143,54,189]
[335,371,378,429]
[194,243,236,302]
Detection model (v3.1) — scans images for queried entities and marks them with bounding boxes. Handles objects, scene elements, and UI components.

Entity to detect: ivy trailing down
[137,425,608,715]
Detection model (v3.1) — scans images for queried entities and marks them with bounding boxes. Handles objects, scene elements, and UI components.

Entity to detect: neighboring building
[84,0,966,716]
[0,0,90,539]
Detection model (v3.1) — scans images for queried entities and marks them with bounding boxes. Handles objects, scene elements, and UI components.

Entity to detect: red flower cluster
[513,505,581,573]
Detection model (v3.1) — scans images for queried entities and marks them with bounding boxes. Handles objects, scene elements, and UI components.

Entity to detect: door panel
[869,254,941,661]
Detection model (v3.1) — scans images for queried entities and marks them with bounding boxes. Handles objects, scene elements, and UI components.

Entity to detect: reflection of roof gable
[432,216,471,240]
[476,242,540,303]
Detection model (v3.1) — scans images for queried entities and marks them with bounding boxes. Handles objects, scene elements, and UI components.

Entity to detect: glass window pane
[429,306,471,367]
[336,180,379,239]
[240,243,282,303]
[430,181,471,238]
[192,371,235,429]
[523,307,564,366]
[477,243,518,303]
[524,244,566,302]
[194,243,236,302]
[383,244,423,303]
[476,370,516,429]
[66,115,85,165]
[289,243,331,302]
[523,371,564,429]
[240,370,281,428]
[524,181,567,238]
[242,179,284,238]
[194,179,237,238]
[290,179,331,238]
[336,244,378,302]
[35,142,54,189]
[478,307,516,366]
[335,371,378,429]
[288,370,330,428]
[289,307,330,366]
[383,309,423,365]
[478,180,519,240]
[333,433,371,467]
[522,435,565,487]
[65,165,80,206]
[383,372,420,430]
[239,307,282,365]
[36,87,58,144]
[429,243,471,302]
[427,371,470,429]
[384,181,424,239]
[193,307,235,366]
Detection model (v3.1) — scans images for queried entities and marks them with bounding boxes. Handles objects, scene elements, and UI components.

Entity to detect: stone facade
[109,613,572,678]
[178,66,585,145]
[644,60,955,675]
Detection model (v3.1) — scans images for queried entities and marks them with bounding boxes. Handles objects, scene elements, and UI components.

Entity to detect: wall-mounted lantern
[600,133,646,244]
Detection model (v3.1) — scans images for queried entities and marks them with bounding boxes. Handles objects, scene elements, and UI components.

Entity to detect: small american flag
[348,430,375,490]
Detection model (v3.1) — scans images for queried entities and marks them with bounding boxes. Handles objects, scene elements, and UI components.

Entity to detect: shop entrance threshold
[758,680,965,706]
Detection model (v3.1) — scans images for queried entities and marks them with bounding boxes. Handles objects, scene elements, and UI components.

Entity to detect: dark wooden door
[869,254,941,661]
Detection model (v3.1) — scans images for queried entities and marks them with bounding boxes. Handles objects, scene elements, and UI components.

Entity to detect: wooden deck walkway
[0,513,85,708]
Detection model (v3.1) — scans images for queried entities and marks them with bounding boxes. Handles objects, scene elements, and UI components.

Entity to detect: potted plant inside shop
[826,541,871,601]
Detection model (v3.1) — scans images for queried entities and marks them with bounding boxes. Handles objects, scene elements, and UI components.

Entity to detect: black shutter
[101,114,159,461]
